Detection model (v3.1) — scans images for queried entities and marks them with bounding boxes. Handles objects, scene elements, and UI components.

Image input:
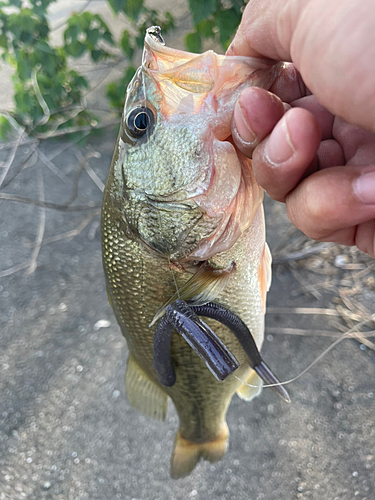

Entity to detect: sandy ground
[0,2,375,500]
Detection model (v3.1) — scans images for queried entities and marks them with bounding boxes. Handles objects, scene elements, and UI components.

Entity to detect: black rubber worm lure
[153,299,290,402]
[153,300,239,386]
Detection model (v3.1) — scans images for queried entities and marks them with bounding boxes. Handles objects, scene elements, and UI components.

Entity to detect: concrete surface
[0,2,375,500]
[1,129,375,500]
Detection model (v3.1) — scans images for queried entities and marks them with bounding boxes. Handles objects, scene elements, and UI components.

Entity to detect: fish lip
[143,26,277,70]
[144,27,200,61]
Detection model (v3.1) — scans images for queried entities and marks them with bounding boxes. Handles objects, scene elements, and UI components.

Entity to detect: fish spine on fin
[170,423,229,479]
[125,354,168,421]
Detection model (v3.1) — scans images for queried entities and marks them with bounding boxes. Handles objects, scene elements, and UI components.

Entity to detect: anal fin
[171,423,229,479]
[125,354,168,421]
[236,369,263,401]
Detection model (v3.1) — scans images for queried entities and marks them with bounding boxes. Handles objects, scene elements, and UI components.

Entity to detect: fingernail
[354,171,375,204]
[233,99,257,144]
[264,114,296,165]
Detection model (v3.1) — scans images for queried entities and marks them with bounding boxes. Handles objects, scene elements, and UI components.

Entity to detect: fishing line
[169,257,181,299]
[234,314,375,390]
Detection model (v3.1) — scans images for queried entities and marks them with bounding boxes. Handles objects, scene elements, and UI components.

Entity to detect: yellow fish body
[101,27,280,478]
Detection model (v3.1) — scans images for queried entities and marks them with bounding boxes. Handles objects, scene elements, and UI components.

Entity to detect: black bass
[101,26,283,478]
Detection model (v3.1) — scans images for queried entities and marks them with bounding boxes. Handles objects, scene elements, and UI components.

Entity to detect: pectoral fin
[125,354,168,421]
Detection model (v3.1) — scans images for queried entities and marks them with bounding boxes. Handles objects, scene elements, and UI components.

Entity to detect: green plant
[0,0,245,138]
[186,0,243,52]
[0,0,109,136]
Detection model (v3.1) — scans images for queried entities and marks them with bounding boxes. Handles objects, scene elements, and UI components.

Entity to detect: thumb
[227,0,375,134]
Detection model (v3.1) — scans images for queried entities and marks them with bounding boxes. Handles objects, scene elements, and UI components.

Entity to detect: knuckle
[285,184,333,240]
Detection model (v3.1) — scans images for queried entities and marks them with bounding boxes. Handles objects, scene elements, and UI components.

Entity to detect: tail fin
[171,424,229,479]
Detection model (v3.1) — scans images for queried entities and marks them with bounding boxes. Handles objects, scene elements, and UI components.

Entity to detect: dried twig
[38,149,93,206]
[25,170,46,276]
[273,242,332,264]
[65,157,87,206]
[290,267,324,299]
[32,67,50,126]
[25,210,100,247]
[0,126,25,188]
[1,148,39,189]
[0,192,101,211]
[267,307,340,316]
[267,327,375,338]
[83,57,127,97]
[0,261,30,279]
[45,130,91,161]
[34,119,119,140]
[76,150,105,192]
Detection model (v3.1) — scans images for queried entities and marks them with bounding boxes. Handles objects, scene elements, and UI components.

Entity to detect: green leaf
[185,31,201,53]
[91,49,104,62]
[17,10,36,33]
[14,87,33,113]
[123,0,144,21]
[122,65,136,87]
[164,12,175,29]
[102,30,114,45]
[30,0,56,17]
[188,0,216,26]
[0,33,8,49]
[79,11,93,30]
[86,27,100,47]
[197,19,215,39]
[107,0,126,13]
[16,56,32,80]
[135,30,145,48]
[106,66,136,109]
[120,29,133,59]
[0,115,12,140]
[35,40,56,54]
[106,81,124,109]
[64,24,80,43]
[65,40,86,58]
[69,70,89,90]
[215,8,241,50]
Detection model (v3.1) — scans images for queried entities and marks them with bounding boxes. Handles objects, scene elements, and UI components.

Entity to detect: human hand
[228,0,375,257]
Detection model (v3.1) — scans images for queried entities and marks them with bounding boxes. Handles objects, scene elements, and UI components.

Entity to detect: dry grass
[269,222,375,350]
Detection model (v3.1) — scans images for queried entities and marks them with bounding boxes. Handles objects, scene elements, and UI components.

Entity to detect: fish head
[110,26,281,261]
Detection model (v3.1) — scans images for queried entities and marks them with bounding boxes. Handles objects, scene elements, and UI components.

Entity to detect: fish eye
[126,107,155,139]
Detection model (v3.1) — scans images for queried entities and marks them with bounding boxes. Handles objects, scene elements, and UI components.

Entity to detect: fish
[101,26,284,478]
